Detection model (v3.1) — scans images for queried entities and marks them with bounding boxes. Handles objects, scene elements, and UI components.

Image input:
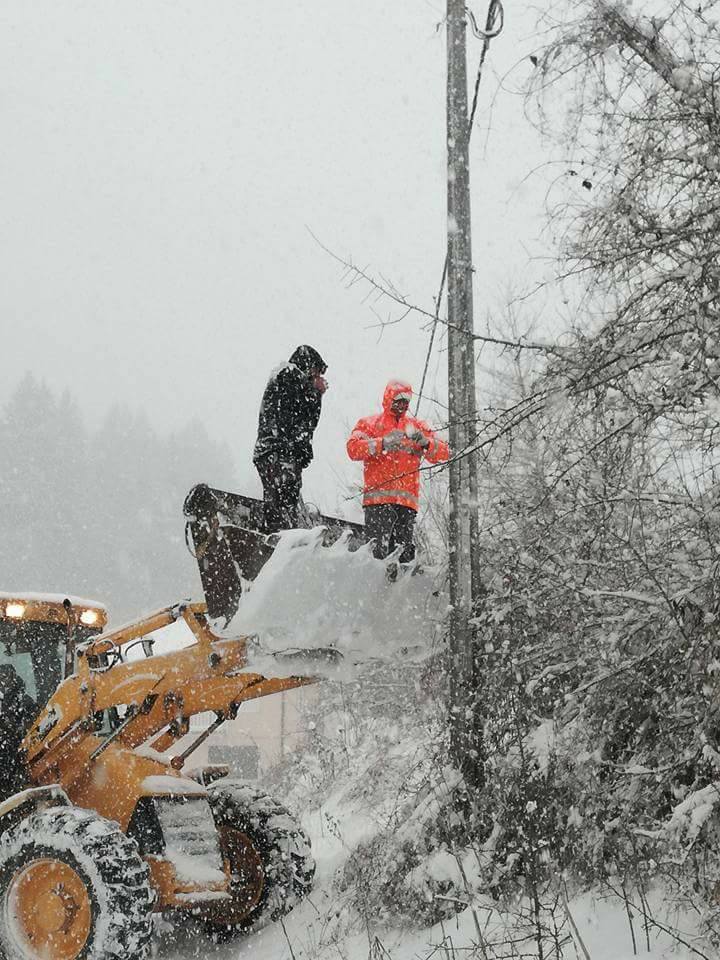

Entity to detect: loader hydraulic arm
[22,601,312,782]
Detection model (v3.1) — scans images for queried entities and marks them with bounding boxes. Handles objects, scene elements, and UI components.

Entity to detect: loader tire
[205,779,314,939]
[0,806,154,960]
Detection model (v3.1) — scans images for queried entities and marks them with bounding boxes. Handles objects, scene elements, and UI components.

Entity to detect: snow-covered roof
[0,591,107,611]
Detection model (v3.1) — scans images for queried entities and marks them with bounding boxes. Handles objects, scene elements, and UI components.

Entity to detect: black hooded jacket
[253,345,327,468]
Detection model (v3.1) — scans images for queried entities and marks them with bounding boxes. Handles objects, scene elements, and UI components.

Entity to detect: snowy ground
[155,789,703,960]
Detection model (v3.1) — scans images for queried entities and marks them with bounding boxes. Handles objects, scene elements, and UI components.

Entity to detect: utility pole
[446,0,483,782]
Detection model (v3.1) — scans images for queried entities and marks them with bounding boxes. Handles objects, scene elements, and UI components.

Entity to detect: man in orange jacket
[346,380,450,564]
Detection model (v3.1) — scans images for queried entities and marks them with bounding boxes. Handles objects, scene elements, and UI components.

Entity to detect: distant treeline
[0,374,236,620]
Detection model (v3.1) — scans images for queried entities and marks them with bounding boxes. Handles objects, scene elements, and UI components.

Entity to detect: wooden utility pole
[446,0,482,780]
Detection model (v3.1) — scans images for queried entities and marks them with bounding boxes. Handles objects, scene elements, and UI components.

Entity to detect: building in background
[180,685,315,779]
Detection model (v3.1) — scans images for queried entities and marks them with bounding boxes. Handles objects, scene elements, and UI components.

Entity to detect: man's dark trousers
[364,504,416,563]
[255,455,302,532]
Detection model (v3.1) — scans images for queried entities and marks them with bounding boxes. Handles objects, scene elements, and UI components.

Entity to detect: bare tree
[529,0,720,430]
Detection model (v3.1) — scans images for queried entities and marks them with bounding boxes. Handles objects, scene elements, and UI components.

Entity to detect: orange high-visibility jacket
[346,380,450,512]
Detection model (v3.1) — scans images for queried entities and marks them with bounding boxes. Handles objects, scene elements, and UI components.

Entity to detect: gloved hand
[382,430,409,452]
[405,427,430,449]
[294,439,313,468]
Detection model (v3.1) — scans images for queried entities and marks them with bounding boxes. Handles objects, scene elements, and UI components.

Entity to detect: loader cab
[0,594,107,709]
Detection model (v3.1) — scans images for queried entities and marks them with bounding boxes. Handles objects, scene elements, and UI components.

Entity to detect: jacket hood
[382,380,413,412]
[289,344,327,375]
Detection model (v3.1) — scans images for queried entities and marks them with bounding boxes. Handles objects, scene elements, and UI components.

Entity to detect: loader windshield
[0,620,99,707]
[0,643,39,703]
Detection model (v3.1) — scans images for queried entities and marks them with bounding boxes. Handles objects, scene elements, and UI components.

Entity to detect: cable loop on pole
[465,0,504,40]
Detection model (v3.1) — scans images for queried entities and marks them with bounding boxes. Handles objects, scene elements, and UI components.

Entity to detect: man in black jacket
[253,345,328,532]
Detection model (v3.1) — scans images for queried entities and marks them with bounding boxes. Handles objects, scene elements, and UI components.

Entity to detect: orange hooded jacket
[346,380,450,512]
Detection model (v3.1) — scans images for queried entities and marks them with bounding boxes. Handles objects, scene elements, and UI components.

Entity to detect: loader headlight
[5,602,26,619]
[80,609,99,626]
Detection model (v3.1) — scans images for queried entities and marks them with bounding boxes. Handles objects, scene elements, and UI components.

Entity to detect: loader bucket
[183,484,363,622]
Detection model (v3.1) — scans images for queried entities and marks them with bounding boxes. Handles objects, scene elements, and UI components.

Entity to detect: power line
[415,255,448,416]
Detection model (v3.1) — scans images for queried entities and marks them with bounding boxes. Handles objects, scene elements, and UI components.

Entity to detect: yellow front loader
[0,594,316,960]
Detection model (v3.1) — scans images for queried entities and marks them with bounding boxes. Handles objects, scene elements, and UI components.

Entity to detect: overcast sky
[1,1,560,518]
